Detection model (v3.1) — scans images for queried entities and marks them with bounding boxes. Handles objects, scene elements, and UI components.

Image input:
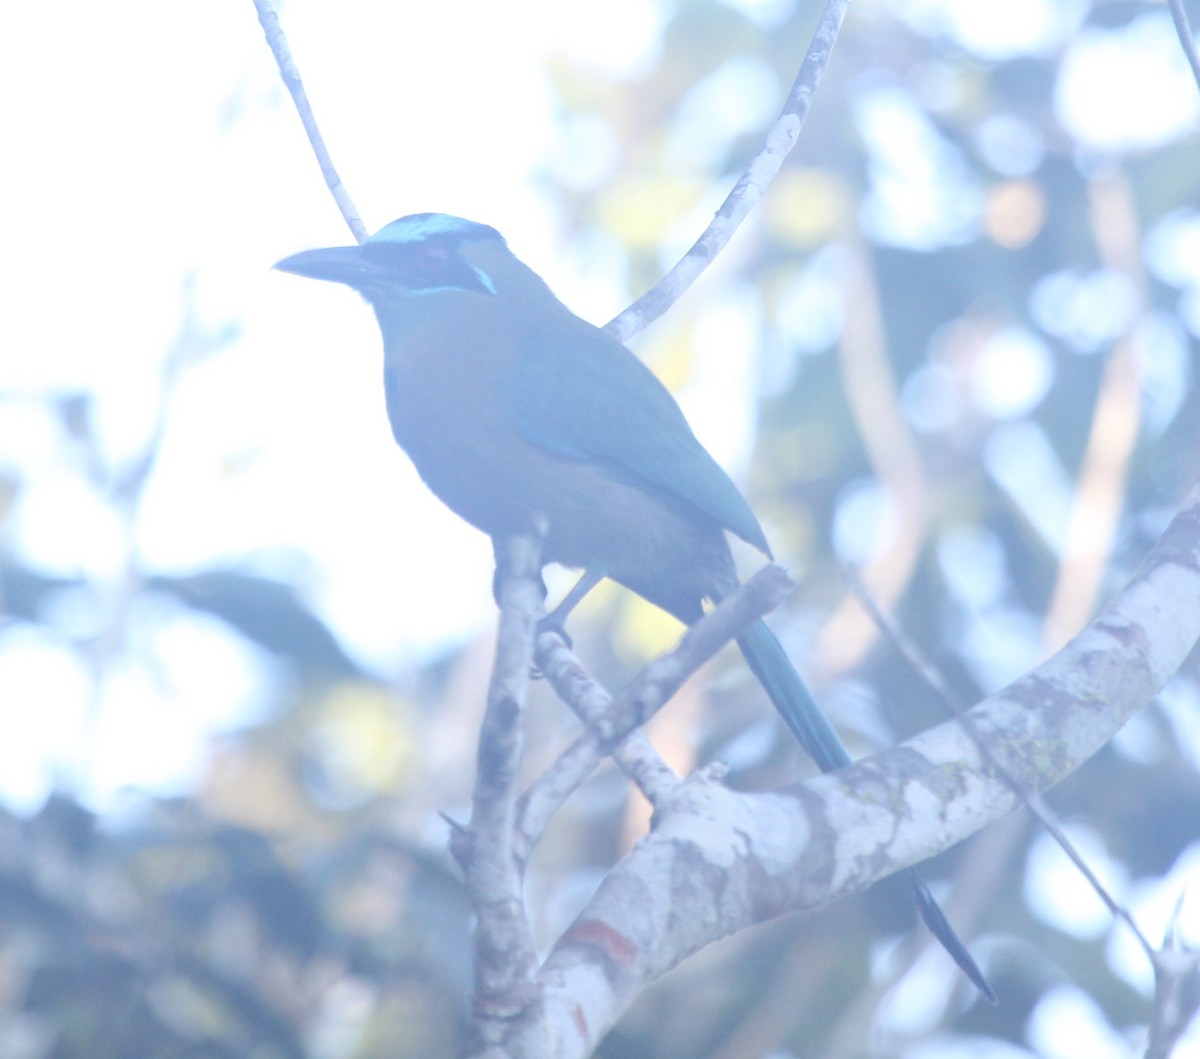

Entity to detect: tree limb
[516,564,796,861]
[455,534,547,1056]
[604,0,851,341]
[517,478,1200,1058]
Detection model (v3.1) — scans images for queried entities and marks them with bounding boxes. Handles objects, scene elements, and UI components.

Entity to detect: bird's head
[275,214,554,310]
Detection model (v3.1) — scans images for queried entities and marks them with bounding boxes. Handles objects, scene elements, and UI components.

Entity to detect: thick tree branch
[515,479,1200,1058]
[846,561,1166,965]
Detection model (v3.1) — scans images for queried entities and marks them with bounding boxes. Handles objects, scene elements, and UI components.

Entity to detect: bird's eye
[420,242,452,271]
[405,241,464,285]
[361,236,493,295]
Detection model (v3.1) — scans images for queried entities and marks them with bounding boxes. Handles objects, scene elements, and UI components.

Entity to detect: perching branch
[459,556,799,1059]
[502,478,1200,1059]
[516,564,796,861]
[454,534,546,1056]
[604,0,851,341]
[529,628,675,808]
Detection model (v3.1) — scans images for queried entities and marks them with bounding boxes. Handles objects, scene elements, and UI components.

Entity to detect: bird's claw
[536,614,574,649]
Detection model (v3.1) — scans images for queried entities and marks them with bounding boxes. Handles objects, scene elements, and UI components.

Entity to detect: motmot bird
[276,213,994,1001]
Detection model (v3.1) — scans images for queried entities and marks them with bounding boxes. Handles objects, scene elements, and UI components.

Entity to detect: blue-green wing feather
[507,317,771,556]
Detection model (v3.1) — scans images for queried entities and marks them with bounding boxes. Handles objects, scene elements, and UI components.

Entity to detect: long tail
[737,619,997,1003]
[737,619,851,772]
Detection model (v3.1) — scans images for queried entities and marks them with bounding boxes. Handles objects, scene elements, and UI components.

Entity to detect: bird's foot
[536,613,574,649]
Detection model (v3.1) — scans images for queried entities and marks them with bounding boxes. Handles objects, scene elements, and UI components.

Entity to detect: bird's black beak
[274,245,374,287]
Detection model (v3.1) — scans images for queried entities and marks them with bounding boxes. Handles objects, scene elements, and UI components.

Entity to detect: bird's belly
[390,388,725,619]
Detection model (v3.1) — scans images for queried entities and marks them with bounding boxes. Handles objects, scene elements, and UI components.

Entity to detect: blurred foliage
[3,0,1200,1056]
[0,793,470,1058]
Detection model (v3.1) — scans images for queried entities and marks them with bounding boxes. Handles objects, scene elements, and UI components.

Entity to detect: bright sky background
[1,0,673,809]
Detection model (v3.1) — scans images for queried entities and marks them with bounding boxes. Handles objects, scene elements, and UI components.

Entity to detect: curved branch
[604,0,851,341]
[525,479,1200,1058]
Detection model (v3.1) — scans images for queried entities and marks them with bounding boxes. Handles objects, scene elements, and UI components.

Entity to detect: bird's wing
[507,316,771,556]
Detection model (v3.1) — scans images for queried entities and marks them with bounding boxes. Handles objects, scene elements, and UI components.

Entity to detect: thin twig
[534,632,677,802]
[1144,895,1200,1058]
[1169,0,1200,94]
[843,563,1159,962]
[253,0,367,242]
[517,565,796,859]
[604,0,851,341]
